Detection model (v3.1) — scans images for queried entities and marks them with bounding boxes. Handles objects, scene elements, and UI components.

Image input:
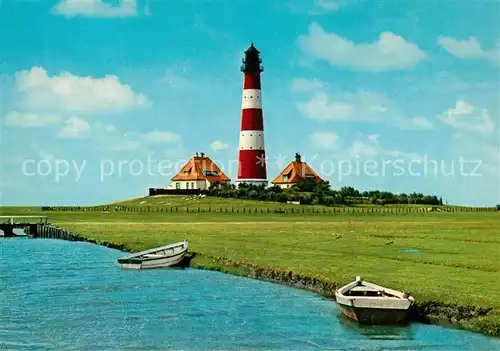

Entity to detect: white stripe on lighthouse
[238,130,265,150]
[241,89,262,109]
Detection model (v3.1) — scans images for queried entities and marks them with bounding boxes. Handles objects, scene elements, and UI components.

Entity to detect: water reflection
[337,315,415,341]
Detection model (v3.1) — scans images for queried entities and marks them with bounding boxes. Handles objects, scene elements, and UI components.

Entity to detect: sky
[1,0,499,206]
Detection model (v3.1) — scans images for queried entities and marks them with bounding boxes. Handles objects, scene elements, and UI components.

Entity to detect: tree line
[208,180,444,206]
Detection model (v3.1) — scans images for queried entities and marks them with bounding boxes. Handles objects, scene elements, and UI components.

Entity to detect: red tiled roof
[171,156,230,183]
[271,161,322,184]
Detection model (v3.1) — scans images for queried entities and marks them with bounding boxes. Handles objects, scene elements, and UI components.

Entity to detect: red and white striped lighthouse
[235,43,268,186]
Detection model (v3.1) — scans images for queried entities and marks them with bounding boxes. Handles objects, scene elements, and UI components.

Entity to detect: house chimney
[201,152,205,158]
[295,152,301,163]
[195,152,199,157]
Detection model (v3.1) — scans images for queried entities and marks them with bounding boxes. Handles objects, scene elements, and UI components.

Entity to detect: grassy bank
[107,195,447,209]
[3,195,493,215]
[3,206,499,337]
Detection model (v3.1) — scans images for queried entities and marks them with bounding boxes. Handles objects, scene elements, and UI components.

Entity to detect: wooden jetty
[0,215,49,237]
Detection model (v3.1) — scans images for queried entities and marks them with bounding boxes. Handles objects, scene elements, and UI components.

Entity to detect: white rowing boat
[335,276,415,325]
[117,240,188,269]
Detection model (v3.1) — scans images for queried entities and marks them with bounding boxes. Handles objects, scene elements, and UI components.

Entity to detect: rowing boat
[335,276,415,325]
[117,240,188,269]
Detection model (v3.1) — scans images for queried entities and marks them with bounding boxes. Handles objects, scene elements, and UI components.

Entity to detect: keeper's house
[167,152,230,190]
[271,153,323,189]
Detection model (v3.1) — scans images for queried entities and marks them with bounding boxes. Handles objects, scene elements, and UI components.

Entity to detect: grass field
[2,204,499,336]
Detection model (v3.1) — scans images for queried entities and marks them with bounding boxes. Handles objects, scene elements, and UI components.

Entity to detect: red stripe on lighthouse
[244,73,261,89]
[238,150,267,180]
[241,109,264,130]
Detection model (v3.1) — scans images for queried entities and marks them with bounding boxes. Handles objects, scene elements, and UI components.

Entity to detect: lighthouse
[235,43,268,187]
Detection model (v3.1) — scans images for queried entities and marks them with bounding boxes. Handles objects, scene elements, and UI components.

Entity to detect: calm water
[0,237,498,350]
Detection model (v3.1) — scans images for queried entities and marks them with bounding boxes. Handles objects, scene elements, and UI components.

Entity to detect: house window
[175,183,180,189]
[191,182,195,188]
[203,170,218,176]
[187,182,190,189]
[283,174,289,181]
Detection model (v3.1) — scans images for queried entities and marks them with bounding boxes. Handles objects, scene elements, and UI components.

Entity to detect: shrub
[299,194,312,205]
[259,192,271,201]
[277,193,288,203]
[248,190,259,200]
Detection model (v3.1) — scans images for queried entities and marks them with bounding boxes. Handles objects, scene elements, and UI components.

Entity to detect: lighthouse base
[234,179,268,187]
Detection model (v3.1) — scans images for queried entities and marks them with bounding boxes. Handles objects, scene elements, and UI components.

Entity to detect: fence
[31,224,129,251]
[149,188,209,196]
[39,205,497,215]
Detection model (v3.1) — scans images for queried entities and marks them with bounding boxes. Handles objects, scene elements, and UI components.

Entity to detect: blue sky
[1,0,499,206]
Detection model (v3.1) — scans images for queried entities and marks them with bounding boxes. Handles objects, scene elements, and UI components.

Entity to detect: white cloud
[290,78,324,93]
[342,135,422,161]
[310,131,339,150]
[3,111,60,127]
[293,82,389,122]
[94,121,116,132]
[291,77,438,132]
[210,140,229,152]
[438,100,495,134]
[313,0,343,11]
[108,140,141,151]
[283,0,354,15]
[139,130,181,143]
[298,22,426,71]
[309,133,421,161]
[345,140,379,157]
[92,127,181,151]
[370,106,387,112]
[367,134,379,143]
[14,67,150,114]
[437,36,499,62]
[53,0,138,18]
[58,117,91,139]
[298,92,354,121]
[409,116,434,130]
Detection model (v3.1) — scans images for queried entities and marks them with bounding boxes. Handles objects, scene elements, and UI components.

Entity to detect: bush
[277,193,288,203]
[323,196,337,206]
[268,192,278,202]
[198,181,444,207]
[237,188,248,199]
[248,190,259,200]
[259,192,271,201]
[299,194,312,205]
